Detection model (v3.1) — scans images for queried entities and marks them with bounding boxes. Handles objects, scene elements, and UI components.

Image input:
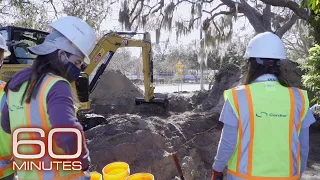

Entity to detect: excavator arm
[76,31,168,110]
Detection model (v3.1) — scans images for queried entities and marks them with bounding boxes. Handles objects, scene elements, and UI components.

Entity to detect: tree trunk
[199,28,204,90]
[200,61,204,90]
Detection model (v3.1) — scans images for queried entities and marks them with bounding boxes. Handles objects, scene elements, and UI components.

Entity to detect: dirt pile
[90,69,210,115]
[166,91,210,112]
[90,70,144,114]
[85,111,222,180]
[279,59,304,88]
[198,64,241,112]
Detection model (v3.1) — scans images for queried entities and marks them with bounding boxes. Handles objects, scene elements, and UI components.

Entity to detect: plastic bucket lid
[102,162,130,180]
[90,172,102,180]
[125,173,154,180]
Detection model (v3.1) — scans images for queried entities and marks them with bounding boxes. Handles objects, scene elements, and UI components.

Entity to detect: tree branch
[202,8,235,31]
[110,1,117,5]
[188,16,200,30]
[49,0,58,19]
[151,0,164,14]
[262,4,271,31]
[259,0,309,20]
[275,14,298,38]
[283,38,307,58]
[220,0,266,32]
[212,21,221,35]
[209,9,235,22]
[130,0,144,28]
[203,3,225,15]
[130,0,142,16]
[176,0,195,6]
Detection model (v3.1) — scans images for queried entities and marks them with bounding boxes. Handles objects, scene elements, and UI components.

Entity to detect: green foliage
[301,44,320,103]
[300,1,320,103]
[302,0,320,14]
[12,2,50,31]
[62,0,112,32]
[301,0,320,43]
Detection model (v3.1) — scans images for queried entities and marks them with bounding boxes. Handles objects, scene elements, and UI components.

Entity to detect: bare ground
[85,62,320,179]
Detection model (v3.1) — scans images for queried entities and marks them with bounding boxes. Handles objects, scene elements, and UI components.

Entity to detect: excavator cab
[0,26,48,82]
[1,26,48,64]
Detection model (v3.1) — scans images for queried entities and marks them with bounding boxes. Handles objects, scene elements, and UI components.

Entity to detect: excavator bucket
[135,97,169,110]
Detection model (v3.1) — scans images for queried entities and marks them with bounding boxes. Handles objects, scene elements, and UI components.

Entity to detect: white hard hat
[244,32,286,60]
[28,31,84,59]
[49,16,97,64]
[0,34,11,57]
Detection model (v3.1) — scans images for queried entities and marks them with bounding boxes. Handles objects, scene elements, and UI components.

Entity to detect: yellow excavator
[0,26,169,130]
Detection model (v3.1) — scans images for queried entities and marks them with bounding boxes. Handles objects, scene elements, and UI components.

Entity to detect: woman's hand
[211,169,223,180]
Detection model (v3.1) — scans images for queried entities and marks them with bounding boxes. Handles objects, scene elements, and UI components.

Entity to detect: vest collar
[254,74,278,82]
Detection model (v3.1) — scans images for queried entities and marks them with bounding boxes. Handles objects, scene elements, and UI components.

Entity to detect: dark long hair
[243,58,290,87]
[5,50,72,105]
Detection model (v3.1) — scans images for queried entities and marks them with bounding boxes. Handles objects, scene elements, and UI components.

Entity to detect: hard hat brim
[84,55,90,64]
[28,41,58,56]
[4,51,11,57]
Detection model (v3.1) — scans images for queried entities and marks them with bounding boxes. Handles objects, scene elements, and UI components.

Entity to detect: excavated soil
[85,111,222,180]
[86,60,319,179]
[90,70,209,115]
[90,70,144,114]
[198,64,241,112]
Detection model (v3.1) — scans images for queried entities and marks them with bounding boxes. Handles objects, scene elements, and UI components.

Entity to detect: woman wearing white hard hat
[211,32,316,180]
[1,16,96,180]
[0,34,15,180]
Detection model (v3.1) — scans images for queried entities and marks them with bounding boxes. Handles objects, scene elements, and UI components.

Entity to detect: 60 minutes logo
[12,128,83,171]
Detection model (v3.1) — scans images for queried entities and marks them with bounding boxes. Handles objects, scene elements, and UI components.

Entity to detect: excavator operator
[0,34,15,180]
[211,32,316,180]
[0,16,96,180]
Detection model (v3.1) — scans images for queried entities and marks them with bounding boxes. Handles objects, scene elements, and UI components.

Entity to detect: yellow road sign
[177,71,183,78]
[175,60,184,70]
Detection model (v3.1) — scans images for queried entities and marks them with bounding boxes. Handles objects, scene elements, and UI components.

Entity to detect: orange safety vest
[7,74,89,180]
[0,81,15,178]
[224,81,309,180]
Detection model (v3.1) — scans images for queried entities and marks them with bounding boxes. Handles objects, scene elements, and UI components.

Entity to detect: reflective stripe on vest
[8,74,87,180]
[224,81,309,179]
[0,81,15,178]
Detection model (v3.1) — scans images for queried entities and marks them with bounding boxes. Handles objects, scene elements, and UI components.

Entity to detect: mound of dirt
[85,111,222,180]
[166,91,210,112]
[279,59,304,88]
[90,70,143,114]
[90,70,201,114]
[198,64,241,112]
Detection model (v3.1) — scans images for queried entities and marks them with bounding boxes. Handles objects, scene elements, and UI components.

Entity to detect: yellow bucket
[125,173,154,180]
[90,172,103,180]
[102,162,130,180]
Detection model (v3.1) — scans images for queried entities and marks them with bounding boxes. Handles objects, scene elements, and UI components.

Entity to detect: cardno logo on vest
[256,112,287,118]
